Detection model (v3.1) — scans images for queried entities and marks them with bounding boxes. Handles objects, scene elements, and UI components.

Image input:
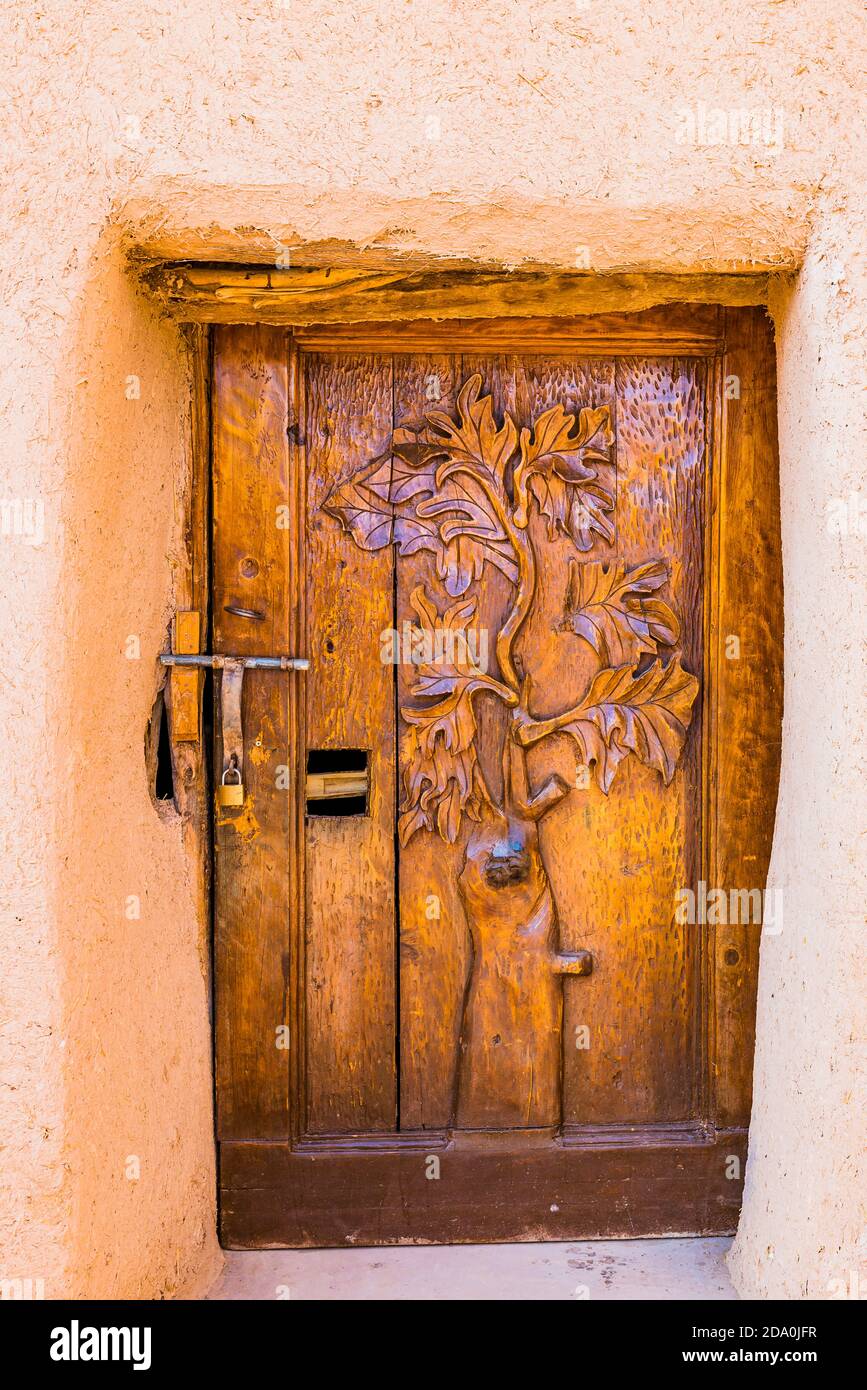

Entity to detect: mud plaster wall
[0,1,863,1299]
[729,211,866,1300]
[1,231,221,1298]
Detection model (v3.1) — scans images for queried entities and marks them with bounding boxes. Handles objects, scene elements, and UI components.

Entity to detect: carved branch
[503,735,570,823]
[434,458,535,694]
[513,657,700,793]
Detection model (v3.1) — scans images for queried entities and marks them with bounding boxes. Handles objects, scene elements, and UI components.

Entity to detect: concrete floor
[208,1237,737,1300]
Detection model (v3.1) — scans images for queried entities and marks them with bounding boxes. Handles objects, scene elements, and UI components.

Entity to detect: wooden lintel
[140,263,770,328]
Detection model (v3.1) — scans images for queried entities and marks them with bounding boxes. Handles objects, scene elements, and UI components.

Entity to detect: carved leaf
[397,586,506,846]
[514,403,615,550]
[425,373,519,487]
[321,447,398,551]
[323,412,519,597]
[562,558,680,665]
[544,658,699,793]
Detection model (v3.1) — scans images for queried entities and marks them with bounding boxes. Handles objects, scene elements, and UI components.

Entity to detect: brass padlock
[217,764,244,808]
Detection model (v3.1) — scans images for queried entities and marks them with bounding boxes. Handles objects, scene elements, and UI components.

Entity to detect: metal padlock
[217,764,244,808]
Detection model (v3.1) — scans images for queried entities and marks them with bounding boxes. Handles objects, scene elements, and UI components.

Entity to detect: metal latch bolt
[160,651,309,808]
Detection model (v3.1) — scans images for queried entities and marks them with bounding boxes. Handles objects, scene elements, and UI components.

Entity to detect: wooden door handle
[554,950,593,976]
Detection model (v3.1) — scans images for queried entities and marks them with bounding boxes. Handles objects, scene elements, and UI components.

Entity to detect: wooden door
[211,307,782,1247]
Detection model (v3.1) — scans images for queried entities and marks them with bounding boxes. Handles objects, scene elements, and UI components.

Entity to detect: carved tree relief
[324,374,700,1129]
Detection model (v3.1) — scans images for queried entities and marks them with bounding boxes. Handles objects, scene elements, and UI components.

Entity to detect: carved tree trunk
[455,738,590,1128]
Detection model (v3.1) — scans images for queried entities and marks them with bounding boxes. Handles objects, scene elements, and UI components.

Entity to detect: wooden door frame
[165,323,212,937]
[167,280,781,1246]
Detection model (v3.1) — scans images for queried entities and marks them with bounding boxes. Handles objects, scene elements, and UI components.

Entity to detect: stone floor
[208,1236,737,1300]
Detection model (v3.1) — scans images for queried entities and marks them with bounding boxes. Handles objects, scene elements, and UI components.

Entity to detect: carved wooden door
[211,309,782,1247]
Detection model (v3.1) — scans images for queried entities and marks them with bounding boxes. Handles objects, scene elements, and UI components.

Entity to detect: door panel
[303,353,397,1134]
[211,307,783,1246]
[393,352,470,1132]
[557,356,707,1126]
[212,324,292,1142]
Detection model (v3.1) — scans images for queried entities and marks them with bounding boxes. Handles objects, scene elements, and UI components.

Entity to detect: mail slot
[306,750,368,816]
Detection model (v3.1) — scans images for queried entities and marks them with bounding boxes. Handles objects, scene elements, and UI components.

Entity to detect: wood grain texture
[294,306,725,351]
[709,308,783,1127]
[142,262,768,329]
[551,357,706,1125]
[392,355,470,1130]
[167,325,211,977]
[220,1127,747,1247]
[212,323,293,1141]
[285,341,307,1140]
[303,353,397,1132]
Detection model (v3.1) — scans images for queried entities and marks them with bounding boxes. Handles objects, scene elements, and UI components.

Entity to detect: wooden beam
[141,263,769,327]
